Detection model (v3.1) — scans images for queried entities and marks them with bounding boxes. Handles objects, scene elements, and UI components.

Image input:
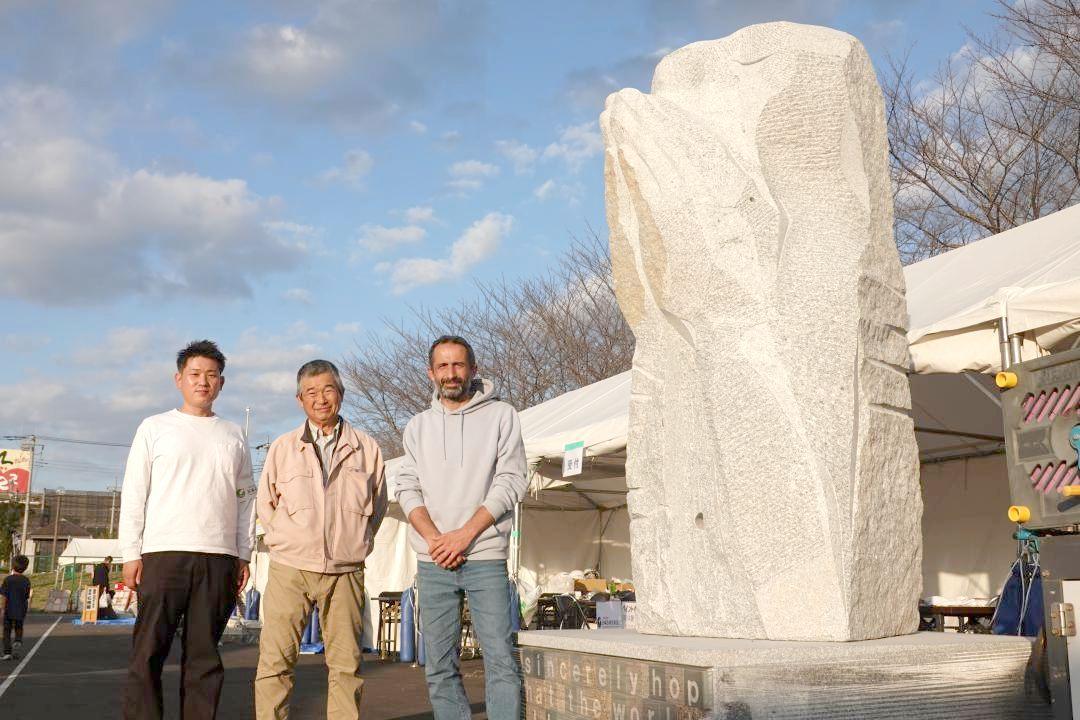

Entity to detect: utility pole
[18,436,36,556]
[244,407,252,439]
[50,488,65,572]
[108,482,121,537]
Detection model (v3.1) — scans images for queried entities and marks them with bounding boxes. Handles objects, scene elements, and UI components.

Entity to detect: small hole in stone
[748,197,755,202]
[694,512,704,529]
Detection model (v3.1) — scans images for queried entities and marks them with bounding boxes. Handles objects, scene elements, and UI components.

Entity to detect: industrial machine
[1000,347,1080,719]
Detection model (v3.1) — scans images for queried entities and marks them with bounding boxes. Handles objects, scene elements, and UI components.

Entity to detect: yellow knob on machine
[996,371,1019,389]
[1063,486,1080,497]
[1008,505,1031,523]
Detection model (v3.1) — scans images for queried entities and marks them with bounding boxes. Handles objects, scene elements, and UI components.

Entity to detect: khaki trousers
[255,561,366,720]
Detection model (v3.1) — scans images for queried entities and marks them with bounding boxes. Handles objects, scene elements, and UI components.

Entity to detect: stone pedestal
[517,629,1050,719]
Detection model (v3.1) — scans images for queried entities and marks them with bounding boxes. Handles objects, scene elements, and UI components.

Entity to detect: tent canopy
[57,538,122,566]
[907,203,1080,373]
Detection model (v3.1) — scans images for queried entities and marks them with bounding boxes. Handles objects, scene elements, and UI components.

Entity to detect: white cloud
[358,223,426,252]
[404,205,436,224]
[446,178,483,195]
[438,130,463,149]
[282,288,314,304]
[495,139,539,174]
[318,148,374,189]
[449,160,500,178]
[446,160,499,196]
[240,24,347,96]
[0,84,304,305]
[386,212,513,294]
[533,178,586,206]
[409,120,428,134]
[534,179,556,201]
[334,322,362,335]
[543,121,603,173]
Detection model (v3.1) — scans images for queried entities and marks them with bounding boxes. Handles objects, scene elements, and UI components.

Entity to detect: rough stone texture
[600,22,923,641]
[517,630,1049,719]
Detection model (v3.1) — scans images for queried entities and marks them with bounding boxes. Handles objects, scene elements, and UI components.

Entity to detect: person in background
[255,359,388,720]
[118,340,257,720]
[93,555,113,601]
[0,554,32,661]
[395,335,528,720]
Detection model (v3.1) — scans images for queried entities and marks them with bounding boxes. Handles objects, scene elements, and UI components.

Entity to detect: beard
[437,376,470,400]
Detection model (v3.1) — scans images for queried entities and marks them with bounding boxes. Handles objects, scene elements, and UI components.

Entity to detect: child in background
[1,554,32,660]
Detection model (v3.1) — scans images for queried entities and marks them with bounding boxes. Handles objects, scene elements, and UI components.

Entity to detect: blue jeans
[416,560,520,720]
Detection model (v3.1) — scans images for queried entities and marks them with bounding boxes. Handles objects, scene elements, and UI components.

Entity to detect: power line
[3,434,130,448]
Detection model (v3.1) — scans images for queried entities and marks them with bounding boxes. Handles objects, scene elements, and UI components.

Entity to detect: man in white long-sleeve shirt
[119,340,257,720]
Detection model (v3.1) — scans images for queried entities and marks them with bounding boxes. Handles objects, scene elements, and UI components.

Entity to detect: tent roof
[907,203,1080,373]
[58,537,121,564]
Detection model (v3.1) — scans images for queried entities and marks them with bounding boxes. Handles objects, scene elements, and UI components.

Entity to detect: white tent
[57,538,122,566]
[907,203,1080,373]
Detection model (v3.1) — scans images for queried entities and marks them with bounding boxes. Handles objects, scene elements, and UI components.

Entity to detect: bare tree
[885,0,1080,263]
[341,230,634,456]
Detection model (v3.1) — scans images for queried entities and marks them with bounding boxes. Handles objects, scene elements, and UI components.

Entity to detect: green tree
[0,501,23,568]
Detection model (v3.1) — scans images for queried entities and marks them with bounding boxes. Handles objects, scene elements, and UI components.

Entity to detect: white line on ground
[0,616,64,700]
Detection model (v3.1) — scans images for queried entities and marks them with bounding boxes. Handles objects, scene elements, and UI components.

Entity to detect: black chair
[554,595,588,630]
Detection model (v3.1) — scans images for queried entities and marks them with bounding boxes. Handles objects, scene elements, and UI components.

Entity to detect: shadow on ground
[0,615,488,720]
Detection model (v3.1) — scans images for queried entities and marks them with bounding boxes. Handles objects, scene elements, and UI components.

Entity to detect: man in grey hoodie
[394,335,528,720]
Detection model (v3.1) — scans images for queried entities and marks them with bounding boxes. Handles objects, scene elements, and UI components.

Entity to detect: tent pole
[511,501,522,584]
[1009,333,1023,366]
[998,310,1013,370]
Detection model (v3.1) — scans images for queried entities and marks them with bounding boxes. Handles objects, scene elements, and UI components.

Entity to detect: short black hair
[177,340,226,373]
[104,556,113,563]
[12,555,28,573]
[428,335,476,368]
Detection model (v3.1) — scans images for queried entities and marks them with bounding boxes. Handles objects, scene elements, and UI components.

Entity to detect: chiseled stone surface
[600,22,922,641]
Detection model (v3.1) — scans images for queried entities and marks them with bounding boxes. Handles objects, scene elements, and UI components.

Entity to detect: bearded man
[394,335,527,720]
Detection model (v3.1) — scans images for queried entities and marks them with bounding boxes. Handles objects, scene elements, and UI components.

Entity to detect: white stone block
[600,22,923,641]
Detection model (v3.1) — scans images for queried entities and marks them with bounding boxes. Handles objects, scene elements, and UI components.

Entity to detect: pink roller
[1048,462,1070,492]
[1048,387,1072,420]
[1038,389,1062,422]
[1028,391,1050,423]
[1061,466,1079,490]
[1064,386,1080,415]
[1034,463,1058,492]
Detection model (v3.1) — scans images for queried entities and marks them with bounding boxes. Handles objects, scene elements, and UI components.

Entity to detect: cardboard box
[574,578,609,593]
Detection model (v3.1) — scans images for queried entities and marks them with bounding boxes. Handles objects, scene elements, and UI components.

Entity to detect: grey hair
[296,359,344,396]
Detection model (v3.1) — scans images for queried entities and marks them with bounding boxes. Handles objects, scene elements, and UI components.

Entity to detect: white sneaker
[0,654,12,661]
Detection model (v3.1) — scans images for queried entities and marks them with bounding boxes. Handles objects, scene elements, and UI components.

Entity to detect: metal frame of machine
[1000,347,1080,719]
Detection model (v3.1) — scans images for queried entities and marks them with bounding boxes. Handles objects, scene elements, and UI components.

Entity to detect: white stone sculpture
[601,22,923,641]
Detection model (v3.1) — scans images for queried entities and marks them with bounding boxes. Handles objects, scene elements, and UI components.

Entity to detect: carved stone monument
[600,21,922,641]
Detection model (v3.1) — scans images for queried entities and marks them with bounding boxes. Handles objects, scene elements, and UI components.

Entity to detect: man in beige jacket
[255,359,387,720]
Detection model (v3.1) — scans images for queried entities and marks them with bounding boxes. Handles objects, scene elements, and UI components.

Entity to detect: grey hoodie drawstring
[460,413,465,466]
[441,411,447,461]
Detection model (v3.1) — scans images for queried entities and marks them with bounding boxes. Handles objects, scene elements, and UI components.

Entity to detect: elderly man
[395,335,528,720]
[255,359,388,720]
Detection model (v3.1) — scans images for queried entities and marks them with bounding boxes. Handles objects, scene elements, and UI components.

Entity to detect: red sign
[0,467,29,493]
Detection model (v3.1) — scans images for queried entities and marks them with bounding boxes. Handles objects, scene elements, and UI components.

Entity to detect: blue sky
[0,0,1000,490]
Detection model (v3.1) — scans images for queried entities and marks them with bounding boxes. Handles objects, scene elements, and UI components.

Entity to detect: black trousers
[123,552,238,720]
[2,616,24,654]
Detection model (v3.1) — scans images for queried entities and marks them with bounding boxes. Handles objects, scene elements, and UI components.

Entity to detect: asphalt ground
[0,614,489,720]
